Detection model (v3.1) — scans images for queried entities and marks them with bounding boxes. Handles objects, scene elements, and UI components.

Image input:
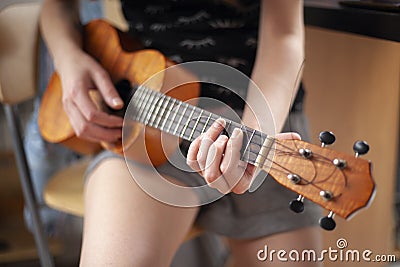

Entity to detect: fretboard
[129,86,273,166]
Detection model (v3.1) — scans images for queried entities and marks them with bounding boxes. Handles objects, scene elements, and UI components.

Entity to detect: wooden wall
[102,2,400,264]
[303,26,400,266]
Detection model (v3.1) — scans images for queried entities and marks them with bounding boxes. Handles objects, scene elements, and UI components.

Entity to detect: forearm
[39,0,83,72]
[242,0,305,134]
[243,36,304,133]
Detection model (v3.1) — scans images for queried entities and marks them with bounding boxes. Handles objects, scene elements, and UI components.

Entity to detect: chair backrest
[103,0,128,31]
[0,0,42,105]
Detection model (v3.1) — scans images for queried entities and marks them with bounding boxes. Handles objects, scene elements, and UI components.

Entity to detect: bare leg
[79,158,199,266]
[227,226,322,267]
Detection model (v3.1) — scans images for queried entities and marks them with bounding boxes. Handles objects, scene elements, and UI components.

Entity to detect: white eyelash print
[217,57,248,68]
[168,55,183,63]
[131,22,144,32]
[143,39,153,47]
[245,37,257,48]
[149,23,171,32]
[180,37,216,49]
[209,19,245,29]
[144,5,165,15]
[177,11,210,25]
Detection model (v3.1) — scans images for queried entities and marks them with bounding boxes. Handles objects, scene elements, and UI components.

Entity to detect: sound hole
[108,79,136,117]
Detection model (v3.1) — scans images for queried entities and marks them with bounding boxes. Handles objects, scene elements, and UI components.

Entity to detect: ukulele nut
[299,148,313,159]
[333,159,347,169]
[320,190,334,201]
[287,174,302,184]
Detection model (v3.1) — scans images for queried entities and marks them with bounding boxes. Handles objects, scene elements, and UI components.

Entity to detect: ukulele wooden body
[38,20,200,166]
[38,20,376,223]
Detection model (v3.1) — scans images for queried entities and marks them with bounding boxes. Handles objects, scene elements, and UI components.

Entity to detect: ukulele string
[255,142,346,197]
[130,83,347,196]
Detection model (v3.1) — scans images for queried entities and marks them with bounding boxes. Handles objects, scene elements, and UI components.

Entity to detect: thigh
[80,157,199,267]
[227,226,322,267]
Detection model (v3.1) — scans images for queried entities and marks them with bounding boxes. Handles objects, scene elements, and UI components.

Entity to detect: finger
[197,136,214,171]
[186,134,203,172]
[91,67,124,109]
[69,82,123,128]
[203,135,228,184]
[76,98,124,128]
[66,100,122,143]
[276,132,301,140]
[203,134,230,194]
[220,128,245,188]
[208,174,231,195]
[231,172,253,194]
[204,118,226,141]
[197,118,225,170]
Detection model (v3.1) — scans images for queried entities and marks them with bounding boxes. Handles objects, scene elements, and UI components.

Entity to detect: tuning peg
[319,131,336,147]
[353,140,370,157]
[289,195,304,213]
[319,211,336,231]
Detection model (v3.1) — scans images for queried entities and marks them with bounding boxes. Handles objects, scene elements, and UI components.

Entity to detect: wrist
[53,44,85,74]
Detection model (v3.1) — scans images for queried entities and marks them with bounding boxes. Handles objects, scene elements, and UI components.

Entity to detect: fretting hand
[187,118,301,194]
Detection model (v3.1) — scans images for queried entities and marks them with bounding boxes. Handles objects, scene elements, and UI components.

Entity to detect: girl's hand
[186,118,301,194]
[58,49,124,143]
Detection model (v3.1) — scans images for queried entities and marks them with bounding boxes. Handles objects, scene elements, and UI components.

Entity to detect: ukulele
[38,19,375,230]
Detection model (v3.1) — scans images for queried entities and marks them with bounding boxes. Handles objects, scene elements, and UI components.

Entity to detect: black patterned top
[121,0,260,77]
[120,0,304,112]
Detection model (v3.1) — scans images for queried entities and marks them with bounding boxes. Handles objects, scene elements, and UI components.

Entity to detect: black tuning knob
[353,140,370,157]
[289,196,304,213]
[319,212,336,231]
[319,131,336,147]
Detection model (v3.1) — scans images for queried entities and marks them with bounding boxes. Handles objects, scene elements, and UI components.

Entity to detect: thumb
[92,68,124,109]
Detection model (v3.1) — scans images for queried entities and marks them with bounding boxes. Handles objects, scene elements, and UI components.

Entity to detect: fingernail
[213,118,225,128]
[217,135,228,142]
[112,98,123,107]
[231,128,241,138]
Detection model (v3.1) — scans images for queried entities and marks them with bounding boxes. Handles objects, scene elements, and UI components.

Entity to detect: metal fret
[248,132,263,156]
[148,93,165,127]
[166,99,180,134]
[143,90,160,125]
[136,88,154,123]
[154,95,170,129]
[173,103,188,135]
[131,87,148,121]
[180,105,196,138]
[128,87,269,166]
[159,96,173,131]
[201,113,212,134]
[189,109,203,141]
[242,128,255,158]
[225,120,232,136]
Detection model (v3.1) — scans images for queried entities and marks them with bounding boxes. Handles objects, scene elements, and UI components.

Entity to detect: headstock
[263,131,375,231]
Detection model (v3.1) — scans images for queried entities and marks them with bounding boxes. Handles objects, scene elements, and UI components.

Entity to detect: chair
[1,2,202,266]
[0,0,209,267]
[0,0,54,266]
[42,0,203,242]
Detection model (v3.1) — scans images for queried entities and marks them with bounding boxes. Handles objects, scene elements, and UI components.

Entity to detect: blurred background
[0,0,399,266]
